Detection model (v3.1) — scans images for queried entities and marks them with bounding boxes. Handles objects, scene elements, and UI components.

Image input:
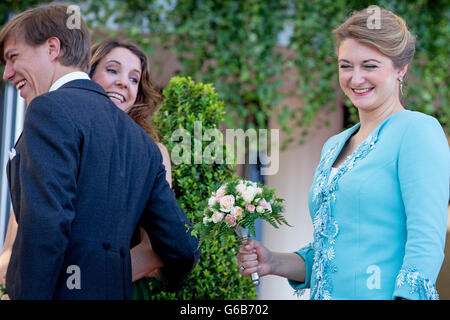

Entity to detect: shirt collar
[49,71,91,92]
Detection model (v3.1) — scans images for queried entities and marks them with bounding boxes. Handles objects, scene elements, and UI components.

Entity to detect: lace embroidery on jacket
[396,266,439,300]
[307,134,377,300]
[293,245,313,298]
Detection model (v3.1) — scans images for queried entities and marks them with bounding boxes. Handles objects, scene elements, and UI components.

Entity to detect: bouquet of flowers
[190,178,290,285]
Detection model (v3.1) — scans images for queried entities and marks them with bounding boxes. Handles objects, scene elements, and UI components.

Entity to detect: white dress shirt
[49,71,91,92]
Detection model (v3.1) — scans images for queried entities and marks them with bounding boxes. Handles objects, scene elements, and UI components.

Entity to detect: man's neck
[52,65,84,84]
[49,66,89,92]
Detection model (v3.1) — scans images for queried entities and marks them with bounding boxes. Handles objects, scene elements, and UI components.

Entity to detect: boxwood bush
[149,76,257,299]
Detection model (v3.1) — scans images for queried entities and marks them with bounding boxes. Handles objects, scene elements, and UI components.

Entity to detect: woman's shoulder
[156,142,170,164]
[396,109,441,127]
[396,110,446,138]
[156,142,172,186]
[156,142,169,155]
[395,110,449,162]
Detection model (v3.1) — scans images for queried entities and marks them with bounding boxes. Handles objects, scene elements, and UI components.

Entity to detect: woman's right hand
[237,240,273,278]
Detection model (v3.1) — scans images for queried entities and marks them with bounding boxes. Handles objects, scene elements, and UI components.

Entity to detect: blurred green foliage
[1,0,448,144]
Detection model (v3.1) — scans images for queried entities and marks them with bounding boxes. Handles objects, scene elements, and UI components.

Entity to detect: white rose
[231,206,244,219]
[219,195,235,212]
[208,196,216,206]
[246,186,257,196]
[256,205,265,213]
[211,211,224,223]
[235,183,247,194]
[256,187,263,194]
[216,184,227,197]
[242,190,255,203]
[203,215,211,225]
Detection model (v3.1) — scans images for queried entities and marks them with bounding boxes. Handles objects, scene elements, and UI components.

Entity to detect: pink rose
[224,214,236,227]
[246,204,255,213]
[259,199,268,207]
[231,206,243,219]
[258,199,272,212]
[211,211,224,223]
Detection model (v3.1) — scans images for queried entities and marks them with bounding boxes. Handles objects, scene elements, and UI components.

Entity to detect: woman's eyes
[339,65,378,69]
[106,67,139,84]
[106,67,117,74]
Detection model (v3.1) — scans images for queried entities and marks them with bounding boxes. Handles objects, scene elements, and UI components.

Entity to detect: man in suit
[0,5,200,299]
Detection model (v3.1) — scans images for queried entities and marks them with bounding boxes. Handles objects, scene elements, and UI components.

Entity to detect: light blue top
[288,110,450,300]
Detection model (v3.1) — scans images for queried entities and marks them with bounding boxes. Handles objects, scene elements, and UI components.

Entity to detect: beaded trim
[396,266,439,300]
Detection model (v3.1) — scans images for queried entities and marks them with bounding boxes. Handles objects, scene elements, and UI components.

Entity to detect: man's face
[3,36,54,105]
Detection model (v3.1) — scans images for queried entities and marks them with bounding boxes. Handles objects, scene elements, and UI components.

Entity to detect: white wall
[260,101,343,300]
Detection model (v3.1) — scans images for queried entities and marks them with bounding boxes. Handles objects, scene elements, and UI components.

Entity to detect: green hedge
[149,76,257,299]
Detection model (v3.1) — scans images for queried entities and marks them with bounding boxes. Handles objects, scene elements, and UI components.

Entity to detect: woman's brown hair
[90,38,162,141]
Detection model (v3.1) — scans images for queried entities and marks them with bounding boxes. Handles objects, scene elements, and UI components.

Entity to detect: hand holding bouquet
[190,178,290,285]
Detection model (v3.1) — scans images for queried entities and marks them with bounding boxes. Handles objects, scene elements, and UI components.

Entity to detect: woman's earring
[398,77,404,95]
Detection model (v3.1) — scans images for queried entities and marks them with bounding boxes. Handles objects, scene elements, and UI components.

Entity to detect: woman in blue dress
[237,7,449,300]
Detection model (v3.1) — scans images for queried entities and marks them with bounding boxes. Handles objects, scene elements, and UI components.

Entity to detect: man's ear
[46,37,61,62]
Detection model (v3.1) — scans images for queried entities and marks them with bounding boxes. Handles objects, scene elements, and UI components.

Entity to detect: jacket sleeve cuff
[287,244,314,297]
[393,266,439,300]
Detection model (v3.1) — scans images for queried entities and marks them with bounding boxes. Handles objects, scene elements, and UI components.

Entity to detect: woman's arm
[393,116,449,300]
[157,143,172,188]
[0,210,18,284]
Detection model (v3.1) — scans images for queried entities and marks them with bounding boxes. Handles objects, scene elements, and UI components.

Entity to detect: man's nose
[3,61,15,82]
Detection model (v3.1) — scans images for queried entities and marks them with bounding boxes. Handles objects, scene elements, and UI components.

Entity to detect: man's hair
[0,4,91,72]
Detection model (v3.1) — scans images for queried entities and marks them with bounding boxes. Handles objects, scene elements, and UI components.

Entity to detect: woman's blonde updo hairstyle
[333,7,415,69]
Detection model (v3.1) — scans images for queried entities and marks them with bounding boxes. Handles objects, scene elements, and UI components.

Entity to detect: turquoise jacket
[288,110,449,300]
